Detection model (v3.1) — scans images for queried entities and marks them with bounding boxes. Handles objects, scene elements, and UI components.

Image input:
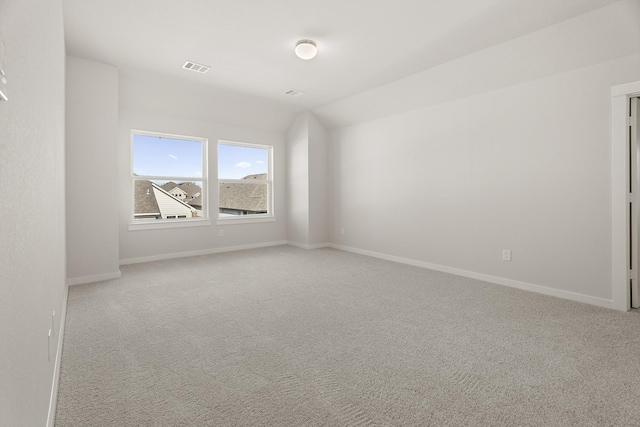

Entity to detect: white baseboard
[67,270,122,286]
[287,241,330,250]
[119,241,288,265]
[46,284,69,427]
[328,243,613,310]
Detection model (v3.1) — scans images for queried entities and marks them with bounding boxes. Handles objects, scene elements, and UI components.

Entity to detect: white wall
[308,113,329,246]
[0,0,67,425]
[315,0,640,129]
[286,112,329,247]
[118,68,298,134]
[286,113,310,246]
[66,56,120,282]
[118,74,288,262]
[328,1,640,305]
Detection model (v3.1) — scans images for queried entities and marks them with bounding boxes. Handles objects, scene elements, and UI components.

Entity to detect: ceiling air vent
[284,89,306,97]
[182,61,211,74]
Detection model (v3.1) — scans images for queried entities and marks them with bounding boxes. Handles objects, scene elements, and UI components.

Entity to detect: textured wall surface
[315,1,640,129]
[66,56,120,281]
[0,0,67,425]
[308,113,329,246]
[286,112,310,245]
[329,1,640,304]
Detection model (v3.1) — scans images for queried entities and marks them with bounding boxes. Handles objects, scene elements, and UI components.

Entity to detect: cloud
[256,160,265,164]
[168,154,178,160]
[235,162,251,168]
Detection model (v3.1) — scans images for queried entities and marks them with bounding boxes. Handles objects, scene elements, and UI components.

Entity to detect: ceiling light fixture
[295,39,317,60]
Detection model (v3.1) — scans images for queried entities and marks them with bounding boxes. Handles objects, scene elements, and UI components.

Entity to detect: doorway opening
[629,97,640,309]
[612,80,640,311]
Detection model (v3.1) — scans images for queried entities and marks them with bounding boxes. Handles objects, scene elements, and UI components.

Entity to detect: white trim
[133,175,205,182]
[46,285,69,427]
[130,129,209,225]
[131,128,208,143]
[217,216,275,225]
[119,241,287,265]
[611,80,640,311]
[329,244,613,310]
[218,139,272,150]
[67,270,122,286]
[287,241,330,250]
[217,140,274,221]
[219,178,269,184]
[612,80,640,97]
[129,219,211,231]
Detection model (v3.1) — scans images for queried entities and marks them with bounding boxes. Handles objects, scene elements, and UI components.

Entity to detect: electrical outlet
[502,249,512,261]
[219,229,224,237]
[340,227,345,235]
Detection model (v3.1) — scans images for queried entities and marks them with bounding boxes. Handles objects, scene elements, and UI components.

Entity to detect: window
[130,131,209,230]
[218,140,274,223]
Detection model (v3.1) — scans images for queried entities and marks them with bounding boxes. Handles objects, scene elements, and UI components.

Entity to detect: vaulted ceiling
[63,0,620,114]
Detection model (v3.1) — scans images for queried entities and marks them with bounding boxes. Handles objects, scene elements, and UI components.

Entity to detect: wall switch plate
[219,229,224,237]
[502,249,512,261]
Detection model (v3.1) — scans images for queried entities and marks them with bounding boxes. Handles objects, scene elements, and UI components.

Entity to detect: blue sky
[218,143,268,179]
[133,135,268,180]
[133,134,202,178]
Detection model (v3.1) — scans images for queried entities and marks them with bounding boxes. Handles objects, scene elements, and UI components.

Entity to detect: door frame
[612,80,640,311]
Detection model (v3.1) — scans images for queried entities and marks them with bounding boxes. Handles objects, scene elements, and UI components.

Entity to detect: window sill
[216,216,276,225]
[129,219,211,231]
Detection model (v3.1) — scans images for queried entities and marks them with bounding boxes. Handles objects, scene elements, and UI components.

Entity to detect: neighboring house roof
[242,173,267,181]
[135,180,197,217]
[134,180,161,216]
[138,174,267,215]
[177,182,201,197]
[189,194,202,208]
[151,182,196,209]
[219,173,268,212]
[178,182,202,207]
[161,181,202,207]
[160,181,179,192]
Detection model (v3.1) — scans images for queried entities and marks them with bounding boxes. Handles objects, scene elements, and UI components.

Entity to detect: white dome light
[295,40,317,60]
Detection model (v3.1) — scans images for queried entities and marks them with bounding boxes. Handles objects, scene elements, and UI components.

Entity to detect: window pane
[218,143,268,179]
[219,181,268,216]
[134,180,204,220]
[133,134,202,178]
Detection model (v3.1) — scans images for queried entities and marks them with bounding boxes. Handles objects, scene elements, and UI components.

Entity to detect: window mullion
[133,176,203,182]
[217,141,272,219]
[131,131,208,225]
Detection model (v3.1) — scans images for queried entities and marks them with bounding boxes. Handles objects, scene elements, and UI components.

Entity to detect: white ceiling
[62,0,619,114]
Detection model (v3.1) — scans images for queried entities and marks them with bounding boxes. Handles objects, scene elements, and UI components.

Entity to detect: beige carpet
[55,246,640,426]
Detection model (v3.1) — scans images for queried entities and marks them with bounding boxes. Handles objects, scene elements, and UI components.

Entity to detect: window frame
[217,139,275,225]
[129,130,210,231]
